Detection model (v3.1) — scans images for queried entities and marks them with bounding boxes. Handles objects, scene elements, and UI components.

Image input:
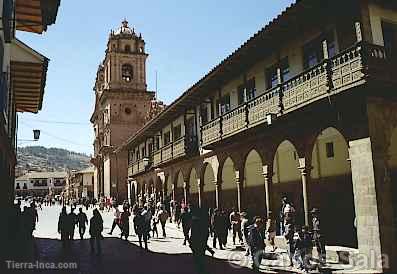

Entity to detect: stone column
[162,182,166,203]
[144,183,149,199]
[349,137,395,272]
[172,184,176,202]
[183,181,189,206]
[235,170,243,212]
[197,179,203,208]
[262,165,273,217]
[298,158,311,226]
[215,181,222,209]
[127,180,131,206]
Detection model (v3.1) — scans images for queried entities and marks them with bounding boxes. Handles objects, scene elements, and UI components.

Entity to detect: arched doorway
[174,171,184,203]
[244,149,265,217]
[310,127,356,247]
[221,157,237,211]
[164,175,172,200]
[155,177,163,203]
[202,163,216,209]
[272,140,303,228]
[148,179,154,200]
[189,167,199,207]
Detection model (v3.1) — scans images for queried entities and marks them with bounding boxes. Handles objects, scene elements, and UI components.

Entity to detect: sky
[17,0,295,155]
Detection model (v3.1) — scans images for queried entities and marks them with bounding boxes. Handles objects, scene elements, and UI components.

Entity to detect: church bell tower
[91,20,157,199]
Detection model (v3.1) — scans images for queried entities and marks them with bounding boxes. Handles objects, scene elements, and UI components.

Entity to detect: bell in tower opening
[122,64,133,82]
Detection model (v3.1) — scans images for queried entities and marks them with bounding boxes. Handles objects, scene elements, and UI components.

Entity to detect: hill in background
[16,146,91,176]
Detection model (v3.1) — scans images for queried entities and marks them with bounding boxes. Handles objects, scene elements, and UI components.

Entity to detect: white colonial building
[15,171,68,197]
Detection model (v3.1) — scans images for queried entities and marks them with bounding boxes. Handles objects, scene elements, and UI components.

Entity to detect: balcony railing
[162,143,173,163]
[201,42,391,147]
[202,117,221,144]
[173,137,185,158]
[128,157,151,176]
[153,150,162,166]
[152,135,198,167]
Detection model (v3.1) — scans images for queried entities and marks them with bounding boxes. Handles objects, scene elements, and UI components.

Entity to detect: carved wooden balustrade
[173,137,186,158]
[201,42,392,147]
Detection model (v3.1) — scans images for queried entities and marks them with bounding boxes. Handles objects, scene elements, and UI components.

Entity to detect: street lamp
[19,129,41,142]
[33,129,40,140]
[266,113,277,125]
[143,157,149,168]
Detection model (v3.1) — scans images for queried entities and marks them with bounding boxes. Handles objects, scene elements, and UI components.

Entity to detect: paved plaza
[3,204,358,274]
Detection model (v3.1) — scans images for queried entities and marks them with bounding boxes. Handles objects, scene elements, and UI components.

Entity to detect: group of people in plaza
[9,199,39,249]
[57,205,104,254]
[13,192,326,273]
[165,195,327,273]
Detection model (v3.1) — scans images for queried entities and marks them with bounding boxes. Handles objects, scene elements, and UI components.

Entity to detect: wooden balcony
[128,158,151,176]
[173,137,186,158]
[201,42,392,148]
[153,150,162,167]
[152,135,197,168]
[162,143,173,163]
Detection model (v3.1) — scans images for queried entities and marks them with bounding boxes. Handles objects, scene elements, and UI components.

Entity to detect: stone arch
[243,149,265,216]
[201,162,216,209]
[310,126,356,247]
[155,176,163,202]
[134,181,141,201]
[162,173,172,201]
[148,179,154,196]
[174,170,184,203]
[272,139,303,224]
[221,156,237,211]
[188,166,199,207]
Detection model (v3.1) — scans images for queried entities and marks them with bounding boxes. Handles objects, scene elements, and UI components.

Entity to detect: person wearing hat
[311,208,326,265]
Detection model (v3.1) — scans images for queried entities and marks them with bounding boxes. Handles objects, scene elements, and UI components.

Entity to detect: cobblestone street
[3,205,358,274]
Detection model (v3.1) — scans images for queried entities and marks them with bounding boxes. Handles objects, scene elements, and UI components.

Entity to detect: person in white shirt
[108,204,121,235]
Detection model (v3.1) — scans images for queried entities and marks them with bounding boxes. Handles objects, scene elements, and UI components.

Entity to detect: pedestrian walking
[89,209,104,255]
[68,207,78,240]
[108,204,122,235]
[265,211,277,252]
[247,216,266,271]
[141,205,152,240]
[241,211,251,256]
[77,208,88,240]
[157,206,169,238]
[211,208,227,249]
[134,209,148,250]
[175,201,182,227]
[311,208,326,265]
[189,207,210,274]
[151,216,159,238]
[284,223,295,267]
[58,207,69,248]
[180,206,192,245]
[229,207,243,245]
[120,207,131,240]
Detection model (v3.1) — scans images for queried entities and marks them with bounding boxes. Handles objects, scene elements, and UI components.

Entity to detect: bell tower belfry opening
[90,20,159,200]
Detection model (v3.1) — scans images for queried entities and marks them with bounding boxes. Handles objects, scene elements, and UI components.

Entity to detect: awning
[11,39,49,113]
[15,0,61,34]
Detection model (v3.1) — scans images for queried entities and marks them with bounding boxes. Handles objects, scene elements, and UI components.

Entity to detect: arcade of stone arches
[129,125,397,248]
